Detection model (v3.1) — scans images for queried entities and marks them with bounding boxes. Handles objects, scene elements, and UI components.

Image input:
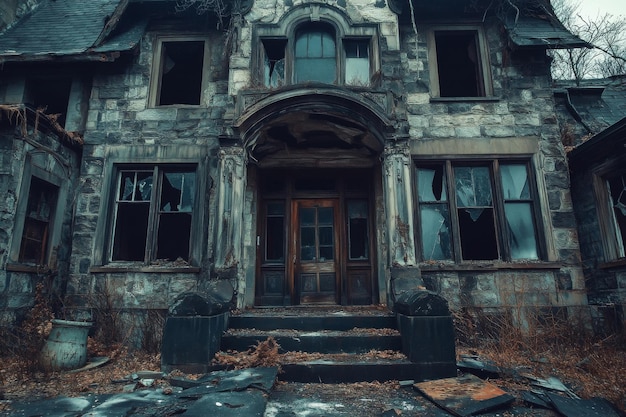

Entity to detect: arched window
[294,24,336,84]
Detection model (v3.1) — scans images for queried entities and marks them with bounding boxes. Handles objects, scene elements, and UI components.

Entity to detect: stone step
[228,312,397,331]
[221,328,401,353]
[278,358,455,383]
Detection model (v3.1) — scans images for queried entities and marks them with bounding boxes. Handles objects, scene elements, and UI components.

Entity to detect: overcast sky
[577,0,625,18]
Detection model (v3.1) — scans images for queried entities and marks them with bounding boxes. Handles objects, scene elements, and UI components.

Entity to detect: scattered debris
[546,393,622,417]
[414,373,515,417]
[456,354,501,379]
[523,374,579,398]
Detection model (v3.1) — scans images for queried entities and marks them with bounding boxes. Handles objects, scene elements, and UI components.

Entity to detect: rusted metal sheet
[414,374,515,417]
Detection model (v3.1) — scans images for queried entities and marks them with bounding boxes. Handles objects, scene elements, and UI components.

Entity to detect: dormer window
[257,10,379,89]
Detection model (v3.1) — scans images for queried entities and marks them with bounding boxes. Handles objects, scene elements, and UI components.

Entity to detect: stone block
[161,312,229,373]
[396,313,456,379]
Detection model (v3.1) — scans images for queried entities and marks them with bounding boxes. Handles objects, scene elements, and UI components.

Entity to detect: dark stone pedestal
[397,313,457,380]
[161,312,229,373]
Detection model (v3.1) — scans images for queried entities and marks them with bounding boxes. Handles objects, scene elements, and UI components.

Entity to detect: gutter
[555,88,593,134]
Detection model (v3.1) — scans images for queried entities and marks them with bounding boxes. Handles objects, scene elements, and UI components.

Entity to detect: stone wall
[0,120,81,326]
[393,16,586,318]
[66,22,231,336]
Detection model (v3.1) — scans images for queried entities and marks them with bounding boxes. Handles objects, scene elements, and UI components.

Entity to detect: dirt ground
[0,335,625,416]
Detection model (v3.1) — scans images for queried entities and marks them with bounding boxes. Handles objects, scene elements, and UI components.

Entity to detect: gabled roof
[0,0,145,63]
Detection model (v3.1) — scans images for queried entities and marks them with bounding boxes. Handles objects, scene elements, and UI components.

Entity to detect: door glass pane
[348,200,369,260]
[266,202,285,262]
[504,202,538,260]
[318,207,333,225]
[301,207,315,226]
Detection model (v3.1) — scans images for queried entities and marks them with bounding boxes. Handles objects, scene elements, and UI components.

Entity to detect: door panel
[295,200,338,304]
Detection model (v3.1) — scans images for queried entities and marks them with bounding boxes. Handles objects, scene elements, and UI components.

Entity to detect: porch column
[215,145,246,278]
[382,143,421,298]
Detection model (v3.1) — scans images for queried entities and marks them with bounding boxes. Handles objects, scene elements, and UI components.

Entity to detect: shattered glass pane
[607,174,626,253]
[418,167,447,202]
[454,166,492,207]
[420,205,452,260]
[501,164,530,200]
[505,202,538,260]
[161,172,195,212]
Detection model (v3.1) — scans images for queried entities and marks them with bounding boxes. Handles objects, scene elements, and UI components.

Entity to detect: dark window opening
[435,31,484,97]
[158,41,205,106]
[454,166,498,260]
[262,39,287,87]
[294,23,336,84]
[607,173,626,257]
[19,177,59,264]
[25,78,72,128]
[111,168,196,263]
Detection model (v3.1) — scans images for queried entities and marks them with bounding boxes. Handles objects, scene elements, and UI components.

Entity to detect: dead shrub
[213,337,281,370]
[0,283,53,372]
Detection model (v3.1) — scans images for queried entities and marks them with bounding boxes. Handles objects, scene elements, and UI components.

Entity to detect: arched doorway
[235,87,392,306]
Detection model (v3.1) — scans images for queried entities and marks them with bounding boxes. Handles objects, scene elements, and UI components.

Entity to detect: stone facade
[0,0,595,345]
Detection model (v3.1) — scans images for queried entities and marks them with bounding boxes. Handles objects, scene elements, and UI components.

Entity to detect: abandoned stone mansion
[0,0,623,344]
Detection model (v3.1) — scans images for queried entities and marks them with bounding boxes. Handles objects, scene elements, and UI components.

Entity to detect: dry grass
[454,307,626,412]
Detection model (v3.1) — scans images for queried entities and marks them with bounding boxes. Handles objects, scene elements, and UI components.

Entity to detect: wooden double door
[256,170,375,306]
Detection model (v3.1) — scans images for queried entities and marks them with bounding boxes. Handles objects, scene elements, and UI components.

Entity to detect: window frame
[106,163,200,265]
[9,152,69,269]
[592,157,626,262]
[414,158,544,264]
[148,35,211,108]
[255,17,379,88]
[425,24,494,99]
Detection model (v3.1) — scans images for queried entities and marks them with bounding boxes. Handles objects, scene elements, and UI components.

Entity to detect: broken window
[24,78,72,127]
[262,39,287,88]
[606,173,626,258]
[111,166,196,263]
[295,24,337,84]
[19,177,59,264]
[344,39,370,86]
[428,27,492,98]
[416,160,540,263]
[152,39,208,106]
